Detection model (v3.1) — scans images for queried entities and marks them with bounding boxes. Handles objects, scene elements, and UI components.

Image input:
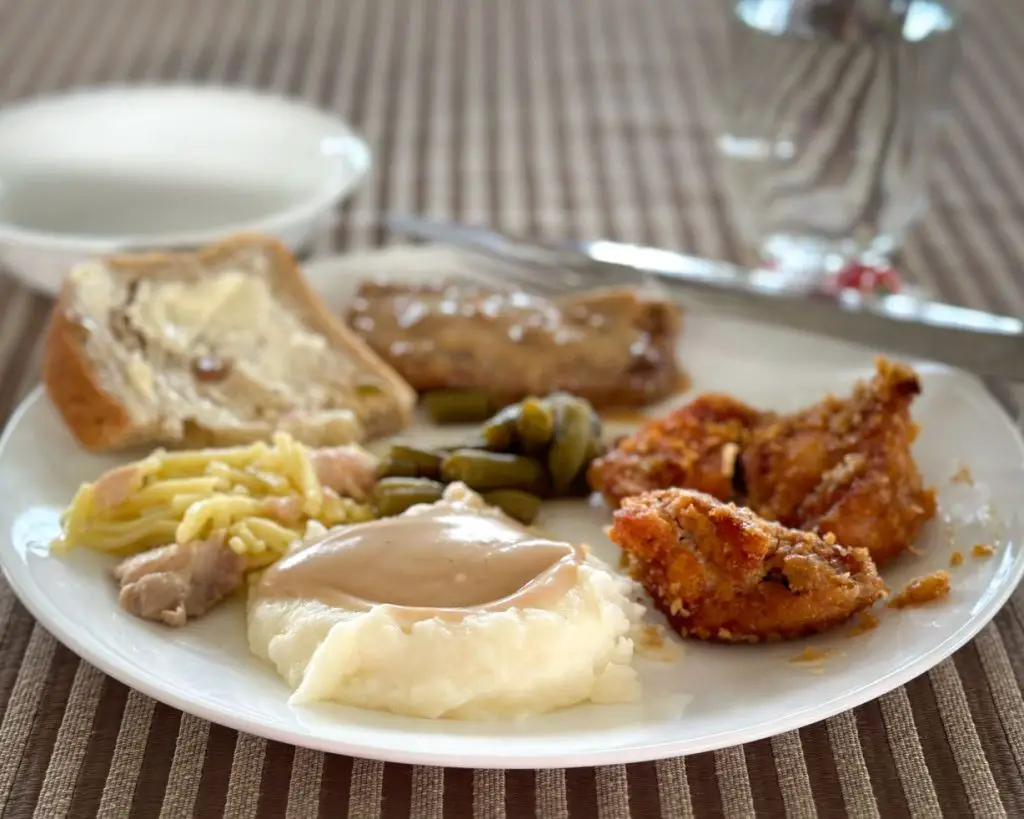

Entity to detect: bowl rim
[0,83,372,251]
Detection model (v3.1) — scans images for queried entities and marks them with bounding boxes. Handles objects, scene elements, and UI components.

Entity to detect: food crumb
[633,624,682,661]
[950,551,964,567]
[888,571,950,609]
[972,543,995,558]
[951,463,974,485]
[790,647,830,664]
[848,611,879,637]
[641,625,664,649]
[906,544,923,557]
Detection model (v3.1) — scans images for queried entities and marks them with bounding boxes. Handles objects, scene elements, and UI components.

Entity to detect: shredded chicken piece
[310,445,378,500]
[92,464,144,509]
[113,534,246,627]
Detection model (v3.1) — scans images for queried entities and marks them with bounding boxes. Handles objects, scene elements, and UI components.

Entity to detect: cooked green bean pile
[374,393,605,523]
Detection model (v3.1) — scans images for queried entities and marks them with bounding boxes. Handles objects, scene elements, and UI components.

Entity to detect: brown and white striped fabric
[1,0,1023,816]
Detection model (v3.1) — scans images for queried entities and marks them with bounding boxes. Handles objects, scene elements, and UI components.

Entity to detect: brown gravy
[254,505,584,622]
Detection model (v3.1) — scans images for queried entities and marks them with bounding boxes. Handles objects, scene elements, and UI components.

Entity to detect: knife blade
[386,213,1024,382]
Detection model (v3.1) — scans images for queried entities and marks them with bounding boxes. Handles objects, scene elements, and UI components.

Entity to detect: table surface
[2,0,1024,816]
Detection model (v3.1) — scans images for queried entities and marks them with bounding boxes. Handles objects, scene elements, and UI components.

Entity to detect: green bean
[584,408,606,461]
[448,434,490,451]
[421,389,494,425]
[376,455,421,479]
[440,449,548,492]
[374,477,446,495]
[380,445,443,479]
[547,398,594,494]
[482,490,543,525]
[516,397,556,453]
[480,403,522,451]
[373,478,445,516]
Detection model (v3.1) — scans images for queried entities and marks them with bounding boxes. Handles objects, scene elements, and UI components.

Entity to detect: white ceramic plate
[0,85,371,294]
[1,251,1023,768]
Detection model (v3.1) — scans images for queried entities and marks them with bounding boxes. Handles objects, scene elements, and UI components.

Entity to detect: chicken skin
[590,358,936,565]
[610,489,886,642]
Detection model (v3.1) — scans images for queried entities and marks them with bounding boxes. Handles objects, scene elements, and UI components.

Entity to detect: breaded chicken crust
[741,358,936,564]
[610,489,886,642]
[590,357,936,565]
[587,393,764,507]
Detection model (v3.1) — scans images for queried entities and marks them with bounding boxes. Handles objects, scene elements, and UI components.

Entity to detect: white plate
[1,251,1023,768]
[0,85,371,294]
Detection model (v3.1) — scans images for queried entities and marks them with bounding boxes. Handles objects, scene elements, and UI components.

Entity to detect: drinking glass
[718,0,964,285]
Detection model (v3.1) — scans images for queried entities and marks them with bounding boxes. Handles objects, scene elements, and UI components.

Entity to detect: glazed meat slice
[741,358,936,564]
[587,393,765,508]
[113,534,247,627]
[610,489,886,642]
[345,280,685,408]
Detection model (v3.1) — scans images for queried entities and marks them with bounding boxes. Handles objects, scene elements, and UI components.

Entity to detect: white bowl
[0,85,371,295]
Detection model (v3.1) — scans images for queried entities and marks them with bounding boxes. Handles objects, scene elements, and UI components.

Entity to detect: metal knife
[386,213,1024,383]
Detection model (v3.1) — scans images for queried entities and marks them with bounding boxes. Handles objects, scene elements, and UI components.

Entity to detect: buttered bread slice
[44,234,416,452]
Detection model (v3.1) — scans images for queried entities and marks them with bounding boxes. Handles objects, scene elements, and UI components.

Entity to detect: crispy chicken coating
[590,358,936,565]
[587,393,764,507]
[610,489,886,642]
[741,358,935,564]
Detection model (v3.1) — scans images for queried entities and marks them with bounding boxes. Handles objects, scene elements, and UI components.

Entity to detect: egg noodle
[54,433,374,569]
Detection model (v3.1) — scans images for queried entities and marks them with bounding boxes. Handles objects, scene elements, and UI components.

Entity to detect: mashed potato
[247,485,645,720]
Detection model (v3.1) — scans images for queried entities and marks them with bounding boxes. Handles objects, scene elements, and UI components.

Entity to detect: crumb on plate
[952,463,974,485]
[633,624,682,661]
[950,551,964,567]
[848,610,879,637]
[888,571,950,609]
[972,543,995,558]
[790,647,831,665]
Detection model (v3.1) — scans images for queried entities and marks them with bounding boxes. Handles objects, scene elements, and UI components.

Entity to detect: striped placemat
[1,0,1024,816]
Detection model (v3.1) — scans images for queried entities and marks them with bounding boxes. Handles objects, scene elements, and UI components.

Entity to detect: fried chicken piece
[610,489,886,642]
[587,393,765,507]
[590,357,936,565]
[742,358,936,564]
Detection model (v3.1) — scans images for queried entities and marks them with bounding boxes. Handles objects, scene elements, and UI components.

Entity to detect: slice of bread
[44,234,417,452]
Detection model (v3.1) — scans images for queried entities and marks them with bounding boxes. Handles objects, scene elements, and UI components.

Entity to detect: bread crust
[44,289,138,451]
[43,233,417,452]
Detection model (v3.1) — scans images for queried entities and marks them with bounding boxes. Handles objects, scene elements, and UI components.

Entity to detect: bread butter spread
[64,253,390,444]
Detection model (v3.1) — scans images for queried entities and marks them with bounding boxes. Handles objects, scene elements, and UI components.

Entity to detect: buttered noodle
[55,433,374,568]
